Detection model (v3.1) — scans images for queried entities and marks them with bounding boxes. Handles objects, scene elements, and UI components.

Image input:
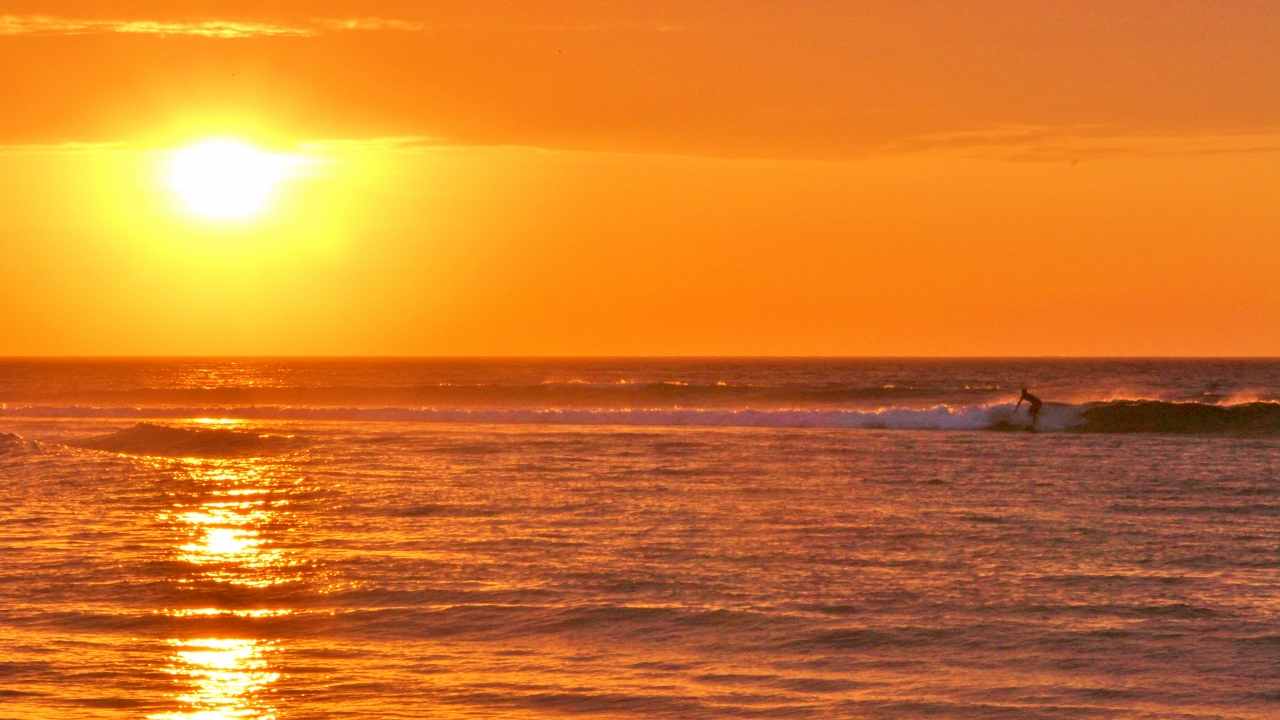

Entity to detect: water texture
[1,359,1278,718]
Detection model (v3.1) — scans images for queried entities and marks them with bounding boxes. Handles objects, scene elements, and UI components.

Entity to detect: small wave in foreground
[71,422,303,458]
[0,432,25,455]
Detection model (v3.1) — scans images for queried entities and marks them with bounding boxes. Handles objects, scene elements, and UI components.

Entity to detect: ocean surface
[1,358,1278,719]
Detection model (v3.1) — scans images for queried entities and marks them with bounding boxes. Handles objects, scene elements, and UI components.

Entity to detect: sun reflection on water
[162,460,298,587]
[154,456,303,719]
[149,638,280,720]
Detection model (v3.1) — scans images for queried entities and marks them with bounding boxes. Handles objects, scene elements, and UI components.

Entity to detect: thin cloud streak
[0,15,427,38]
[6,128,1278,165]
[884,125,1280,162]
[312,18,427,33]
[0,141,129,155]
[0,15,680,38]
[0,15,312,38]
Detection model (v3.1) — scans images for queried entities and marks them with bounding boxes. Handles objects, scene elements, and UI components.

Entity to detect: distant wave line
[0,401,1060,428]
[5,400,1279,435]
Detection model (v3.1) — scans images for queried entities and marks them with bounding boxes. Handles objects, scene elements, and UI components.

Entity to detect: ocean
[1,358,1278,719]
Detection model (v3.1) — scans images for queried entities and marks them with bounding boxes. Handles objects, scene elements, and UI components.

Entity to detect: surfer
[1014,388,1043,429]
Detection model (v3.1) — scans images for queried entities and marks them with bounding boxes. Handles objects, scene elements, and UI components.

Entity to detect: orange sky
[1,1,1278,355]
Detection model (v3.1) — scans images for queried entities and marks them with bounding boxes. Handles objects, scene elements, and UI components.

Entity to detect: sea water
[1,359,1278,718]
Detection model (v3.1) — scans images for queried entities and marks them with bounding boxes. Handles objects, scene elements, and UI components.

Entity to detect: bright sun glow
[169,140,303,219]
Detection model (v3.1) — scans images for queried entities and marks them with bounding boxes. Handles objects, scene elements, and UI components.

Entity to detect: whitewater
[2,358,1279,718]
[7,398,1280,434]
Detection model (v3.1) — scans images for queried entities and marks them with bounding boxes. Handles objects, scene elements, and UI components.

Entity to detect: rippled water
[2,360,1279,718]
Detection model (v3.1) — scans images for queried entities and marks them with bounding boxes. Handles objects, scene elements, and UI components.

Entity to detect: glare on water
[164,462,295,587]
[149,638,280,720]
[4,359,1280,718]
[152,458,298,719]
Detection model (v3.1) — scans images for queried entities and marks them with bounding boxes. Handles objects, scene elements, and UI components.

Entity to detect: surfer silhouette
[1014,388,1043,429]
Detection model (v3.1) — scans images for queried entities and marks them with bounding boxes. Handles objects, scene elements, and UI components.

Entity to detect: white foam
[0,402,1086,431]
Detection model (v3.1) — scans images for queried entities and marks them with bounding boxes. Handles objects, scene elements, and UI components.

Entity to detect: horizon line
[1,355,1278,361]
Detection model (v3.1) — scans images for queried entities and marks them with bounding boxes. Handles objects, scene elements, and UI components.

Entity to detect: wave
[0,381,985,408]
[1076,400,1280,435]
[9,401,1280,435]
[0,432,25,455]
[4,402,1077,431]
[70,422,304,458]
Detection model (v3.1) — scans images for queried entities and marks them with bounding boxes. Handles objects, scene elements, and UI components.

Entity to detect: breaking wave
[10,401,1280,435]
[6,403,1066,430]
[0,432,25,455]
[0,381,976,408]
[71,422,304,458]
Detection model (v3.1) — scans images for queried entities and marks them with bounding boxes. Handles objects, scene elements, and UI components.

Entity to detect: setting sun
[169,140,302,219]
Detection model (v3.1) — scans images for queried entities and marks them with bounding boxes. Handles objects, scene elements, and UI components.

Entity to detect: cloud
[0,141,129,155]
[0,15,427,38]
[7,129,1278,165]
[297,136,446,152]
[885,125,1280,162]
[0,15,312,38]
[312,18,426,33]
[0,15,679,39]
[0,137,460,158]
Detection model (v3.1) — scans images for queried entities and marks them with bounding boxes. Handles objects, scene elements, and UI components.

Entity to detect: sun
[169,140,303,219]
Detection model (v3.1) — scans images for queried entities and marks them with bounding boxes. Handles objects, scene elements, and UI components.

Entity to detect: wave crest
[1077,400,1280,435]
[19,404,1077,431]
[11,401,1280,435]
[71,423,303,458]
[0,432,25,455]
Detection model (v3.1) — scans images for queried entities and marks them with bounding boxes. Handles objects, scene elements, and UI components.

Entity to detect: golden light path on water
[149,449,299,720]
[150,638,280,720]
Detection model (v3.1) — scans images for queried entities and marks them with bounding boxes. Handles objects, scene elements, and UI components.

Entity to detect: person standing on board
[1014,388,1043,429]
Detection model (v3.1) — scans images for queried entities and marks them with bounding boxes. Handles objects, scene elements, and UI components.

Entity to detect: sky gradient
[2,1,1278,355]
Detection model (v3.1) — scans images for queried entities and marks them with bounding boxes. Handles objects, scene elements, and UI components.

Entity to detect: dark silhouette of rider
[1015,388,1043,428]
